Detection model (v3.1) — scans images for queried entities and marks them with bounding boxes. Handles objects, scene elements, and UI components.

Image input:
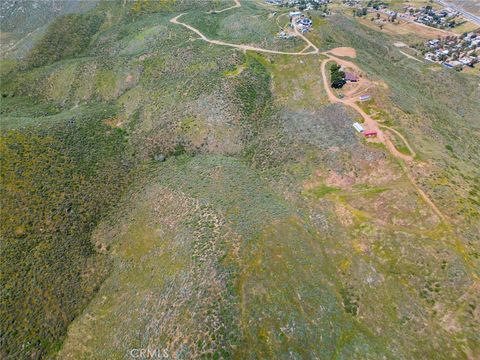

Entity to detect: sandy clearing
[328,47,357,58]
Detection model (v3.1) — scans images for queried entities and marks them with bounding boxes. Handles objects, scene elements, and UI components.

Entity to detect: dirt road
[170,14,317,56]
[208,0,241,14]
[380,125,417,158]
[170,1,447,223]
[318,55,448,220]
[399,50,423,63]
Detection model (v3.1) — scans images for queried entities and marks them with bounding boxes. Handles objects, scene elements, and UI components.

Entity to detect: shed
[364,130,377,137]
[353,122,365,133]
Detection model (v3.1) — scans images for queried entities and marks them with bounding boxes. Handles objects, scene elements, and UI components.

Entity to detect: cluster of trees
[367,1,387,10]
[370,12,397,25]
[353,8,368,17]
[330,63,346,88]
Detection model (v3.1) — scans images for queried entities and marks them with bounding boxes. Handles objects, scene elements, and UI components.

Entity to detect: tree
[330,63,346,88]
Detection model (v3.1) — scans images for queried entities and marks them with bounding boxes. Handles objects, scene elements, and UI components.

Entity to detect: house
[299,18,313,26]
[345,72,358,82]
[364,130,377,137]
[459,57,473,66]
[359,95,371,101]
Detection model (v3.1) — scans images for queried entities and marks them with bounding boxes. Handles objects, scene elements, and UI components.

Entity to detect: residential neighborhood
[343,1,469,30]
[404,5,460,29]
[266,0,330,10]
[418,31,480,70]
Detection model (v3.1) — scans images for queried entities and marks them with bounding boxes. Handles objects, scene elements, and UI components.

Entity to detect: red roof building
[345,72,358,82]
[364,130,377,137]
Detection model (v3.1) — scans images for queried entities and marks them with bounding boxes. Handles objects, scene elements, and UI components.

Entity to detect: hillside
[1,0,479,359]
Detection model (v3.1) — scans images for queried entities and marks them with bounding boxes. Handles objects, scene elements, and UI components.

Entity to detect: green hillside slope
[1,0,479,359]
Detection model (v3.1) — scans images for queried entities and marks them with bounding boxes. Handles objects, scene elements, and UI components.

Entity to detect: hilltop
[1,0,479,359]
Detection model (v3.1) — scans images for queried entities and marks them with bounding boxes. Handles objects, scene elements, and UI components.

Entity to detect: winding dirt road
[169,1,447,222]
[208,0,241,14]
[170,14,317,55]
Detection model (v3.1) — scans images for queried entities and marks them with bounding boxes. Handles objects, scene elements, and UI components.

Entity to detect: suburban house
[421,31,480,70]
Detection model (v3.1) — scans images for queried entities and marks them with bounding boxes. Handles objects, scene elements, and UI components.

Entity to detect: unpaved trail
[403,164,448,222]
[318,54,448,220]
[293,26,320,54]
[320,54,415,161]
[170,2,447,223]
[170,14,317,55]
[399,50,423,63]
[1,27,40,54]
[208,0,241,14]
[380,125,417,158]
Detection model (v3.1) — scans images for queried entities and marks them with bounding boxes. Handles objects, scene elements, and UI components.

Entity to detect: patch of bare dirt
[356,158,402,186]
[328,47,357,58]
[325,170,356,189]
[334,202,355,227]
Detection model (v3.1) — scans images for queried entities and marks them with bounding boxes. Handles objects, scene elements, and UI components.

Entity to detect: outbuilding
[353,122,365,133]
[345,72,358,82]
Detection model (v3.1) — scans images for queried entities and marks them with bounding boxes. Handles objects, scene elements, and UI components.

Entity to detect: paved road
[435,0,480,26]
